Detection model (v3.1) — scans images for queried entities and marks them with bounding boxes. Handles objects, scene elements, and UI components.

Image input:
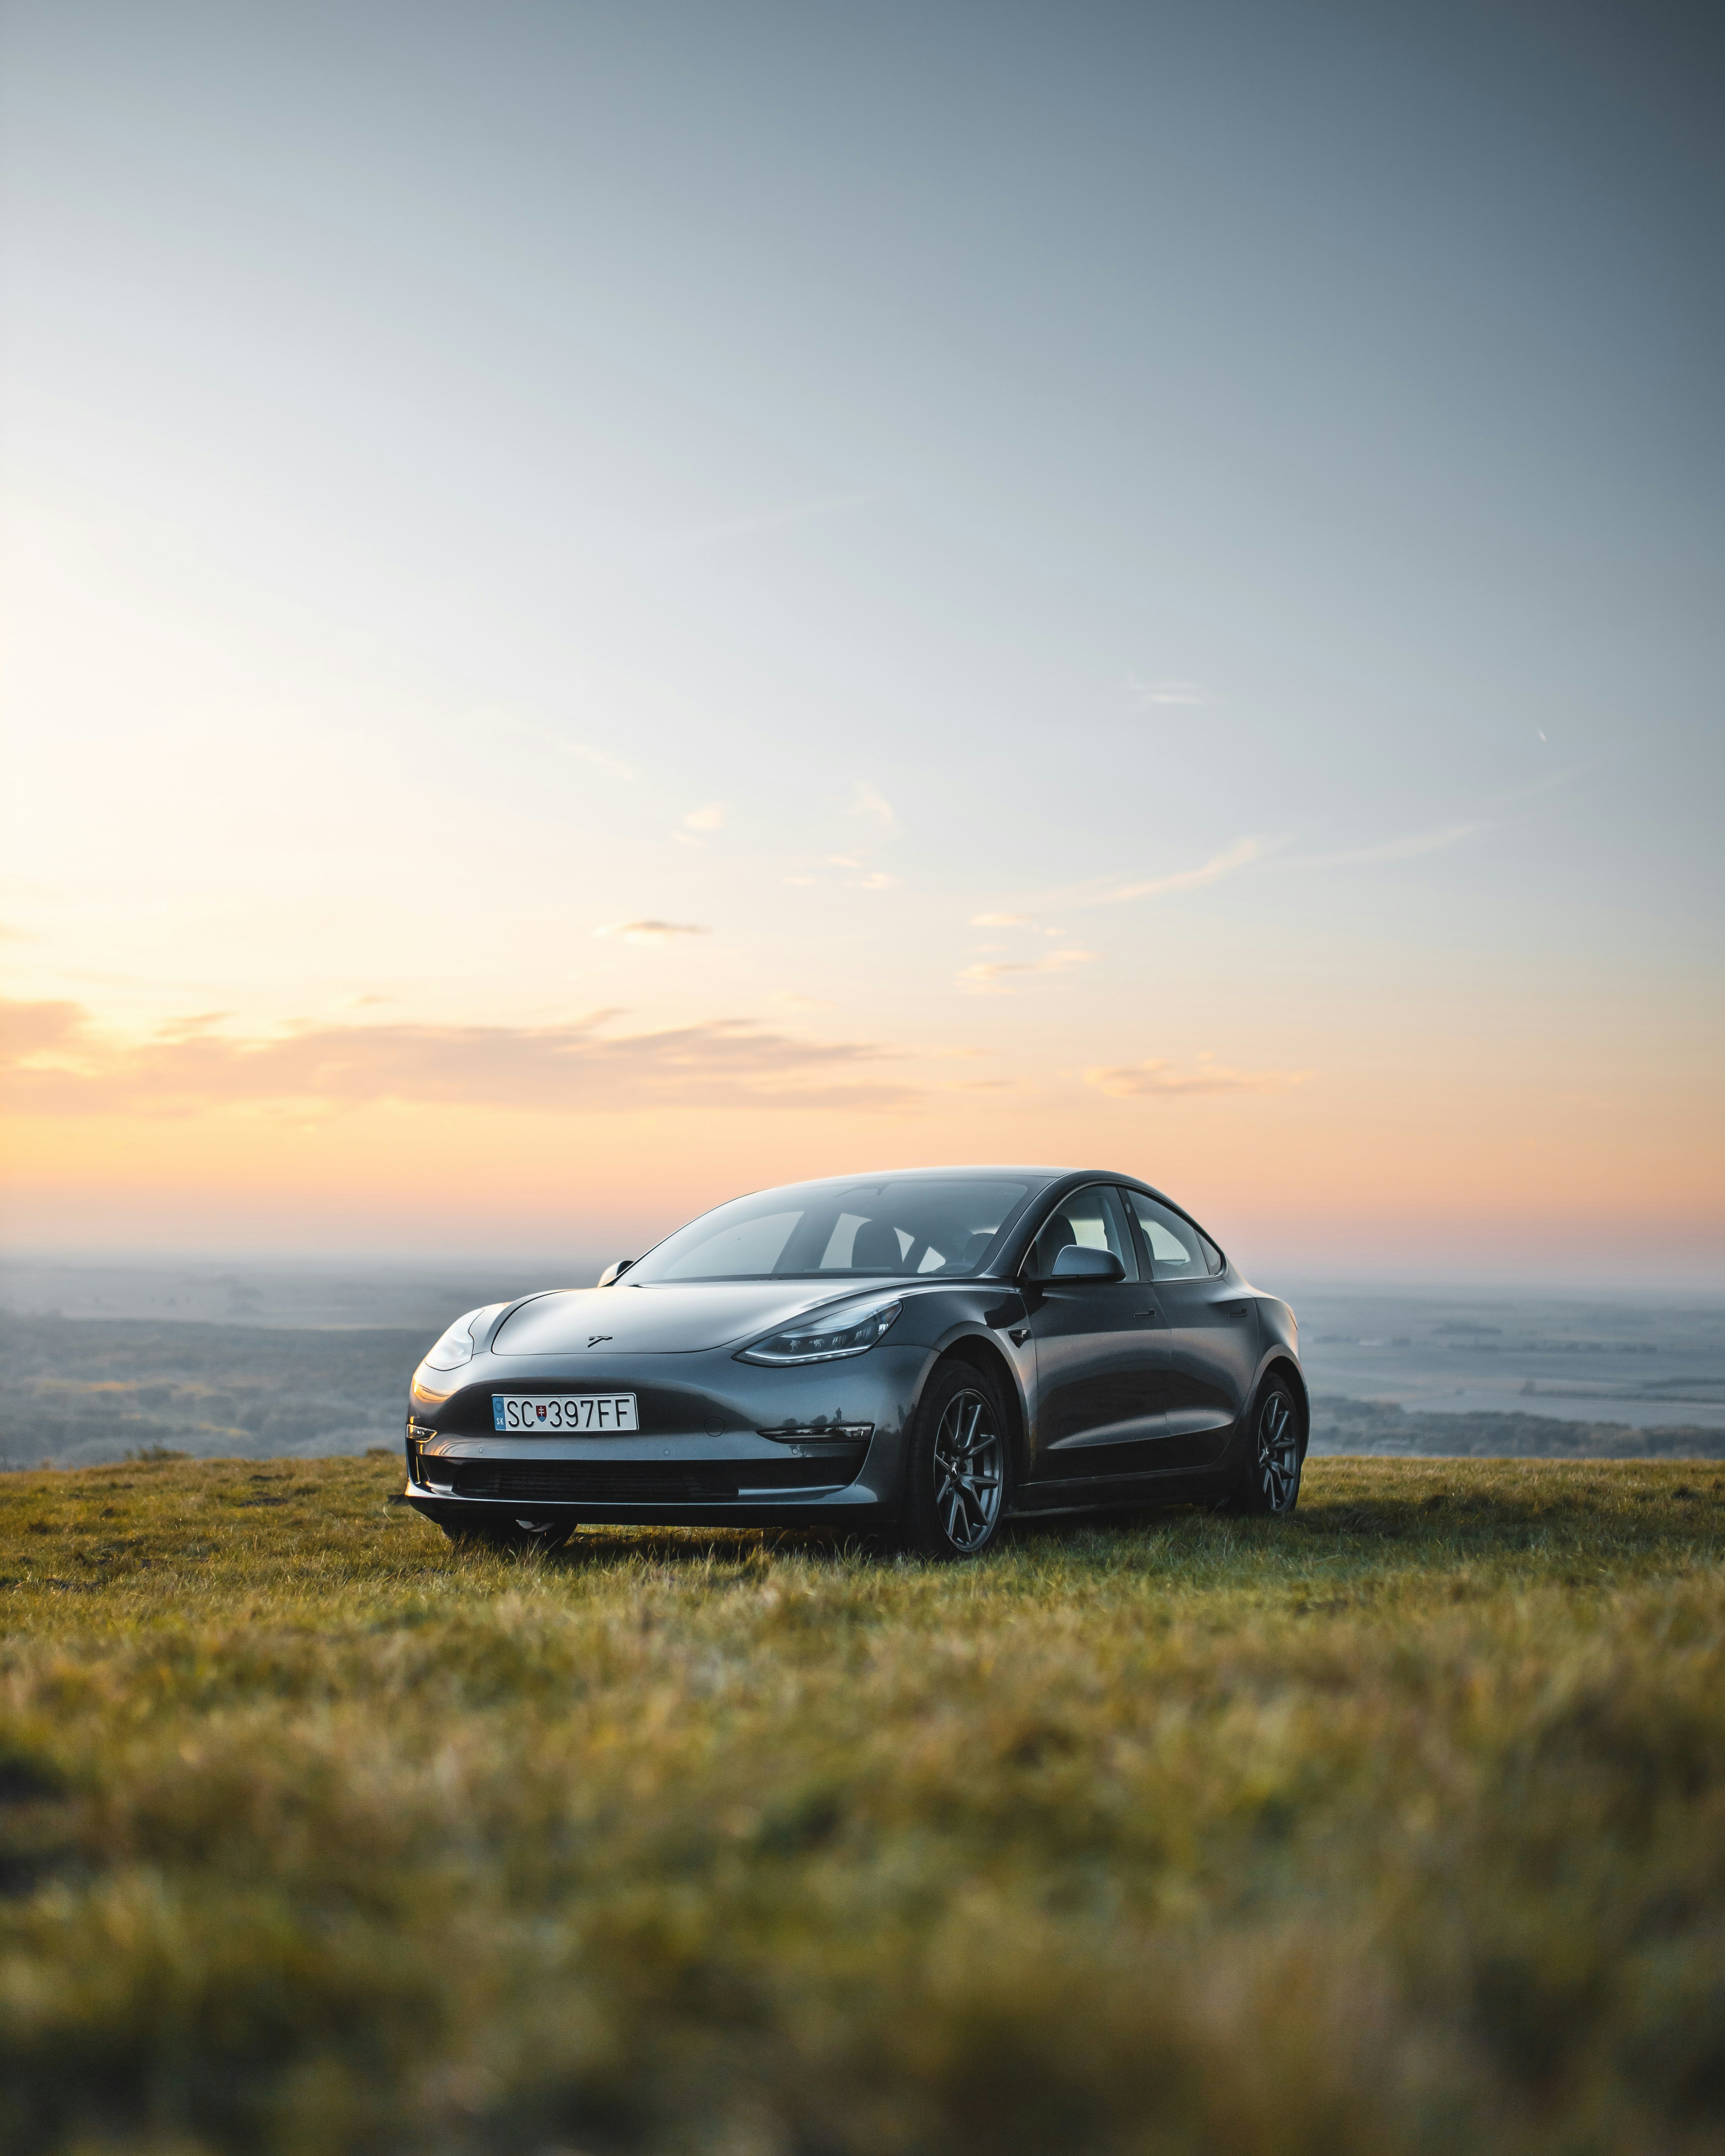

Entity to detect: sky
[1,0,1721,1278]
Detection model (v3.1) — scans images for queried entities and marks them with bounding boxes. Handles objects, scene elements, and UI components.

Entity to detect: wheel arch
[924,1331,1030,1483]
[1256,1353,1310,1456]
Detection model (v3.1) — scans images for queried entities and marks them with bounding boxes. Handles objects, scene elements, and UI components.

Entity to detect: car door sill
[1013,1465,1222,1512]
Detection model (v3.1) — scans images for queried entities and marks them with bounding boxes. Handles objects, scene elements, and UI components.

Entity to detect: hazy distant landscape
[3,1254,1721,1468]
[1288,1278,1725,1458]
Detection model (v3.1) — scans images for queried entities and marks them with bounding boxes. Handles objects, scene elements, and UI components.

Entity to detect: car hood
[487,1278,895,1358]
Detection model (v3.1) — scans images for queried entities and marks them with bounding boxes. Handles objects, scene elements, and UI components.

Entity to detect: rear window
[1126,1191,1226,1278]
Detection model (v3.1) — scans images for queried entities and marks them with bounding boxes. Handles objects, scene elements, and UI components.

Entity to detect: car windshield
[630,1177,1038,1283]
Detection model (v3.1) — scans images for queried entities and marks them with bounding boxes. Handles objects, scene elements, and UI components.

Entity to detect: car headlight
[422,1304,504,1371]
[736,1297,903,1367]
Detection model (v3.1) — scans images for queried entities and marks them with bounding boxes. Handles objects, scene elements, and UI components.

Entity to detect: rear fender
[1244,1349,1310,1457]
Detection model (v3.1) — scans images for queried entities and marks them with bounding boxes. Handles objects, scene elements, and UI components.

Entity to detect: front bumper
[402,1338,925,1531]
[405,1428,882,1528]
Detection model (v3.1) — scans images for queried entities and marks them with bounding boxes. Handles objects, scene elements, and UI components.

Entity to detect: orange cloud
[0,999,918,1117]
[957,950,1097,993]
[593,920,710,943]
[1086,1058,1313,1098]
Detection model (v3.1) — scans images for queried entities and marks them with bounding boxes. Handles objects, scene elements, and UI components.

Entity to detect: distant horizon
[5,1242,1723,1300]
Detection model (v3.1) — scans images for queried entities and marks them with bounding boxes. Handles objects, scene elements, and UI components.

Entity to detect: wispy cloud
[1289,821,1483,871]
[154,1010,235,1039]
[957,949,1097,995]
[682,802,726,832]
[849,872,902,891]
[560,738,639,782]
[974,839,1263,927]
[1128,676,1211,709]
[849,781,899,837]
[1282,755,1613,877]
[593,920,710,944]
[0,999,917,1116]
[2,999,86,1060]
[1105,836,1264,904]
[669,489,881,553]
[473,705,639,783]
[1086,1058,1313,1098]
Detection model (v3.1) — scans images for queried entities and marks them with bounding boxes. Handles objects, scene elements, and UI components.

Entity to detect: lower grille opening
[442,1451,865,1504]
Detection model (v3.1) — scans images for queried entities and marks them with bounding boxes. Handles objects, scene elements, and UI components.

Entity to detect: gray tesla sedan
[403,1166,1306,1559]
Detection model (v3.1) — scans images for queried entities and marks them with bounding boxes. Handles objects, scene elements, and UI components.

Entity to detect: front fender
[911,1293,1034,1480]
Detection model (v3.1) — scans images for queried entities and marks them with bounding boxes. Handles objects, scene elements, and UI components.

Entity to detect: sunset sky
[2,1,1721,1277]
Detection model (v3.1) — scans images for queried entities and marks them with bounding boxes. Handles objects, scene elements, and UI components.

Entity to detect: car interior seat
[850,1217,905,1272]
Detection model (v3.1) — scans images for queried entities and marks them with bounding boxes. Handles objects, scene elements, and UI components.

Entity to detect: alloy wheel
[1257,1389,1300,1511]
[931,1387,1004,1552]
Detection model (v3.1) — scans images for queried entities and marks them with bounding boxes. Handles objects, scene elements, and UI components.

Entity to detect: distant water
[2,1254,1722,1466]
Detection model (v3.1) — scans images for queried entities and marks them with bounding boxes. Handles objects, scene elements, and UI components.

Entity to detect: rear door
[1124,1191,1259,1467]
[1023,1185,1170,1484]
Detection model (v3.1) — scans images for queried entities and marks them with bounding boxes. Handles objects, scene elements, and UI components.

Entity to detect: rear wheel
[1224,1378,1303,1515]
[899,1361,1011,1559]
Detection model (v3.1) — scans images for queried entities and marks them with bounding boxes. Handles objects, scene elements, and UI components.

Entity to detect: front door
[1024,1185,1169,1483]
[1124,1191,1259,1467]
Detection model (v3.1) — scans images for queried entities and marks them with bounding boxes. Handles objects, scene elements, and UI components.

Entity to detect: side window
[1126,1191,1219,1280]
[1026,1185,1139,1281]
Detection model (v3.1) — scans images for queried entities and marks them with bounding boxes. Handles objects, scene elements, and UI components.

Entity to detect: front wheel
[899,1362,1012,1559]
[1224,1378,1303,1515]
[442,1516,573,1554]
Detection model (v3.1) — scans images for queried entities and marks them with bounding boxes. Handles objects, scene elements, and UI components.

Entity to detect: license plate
[492,1393,638,1434]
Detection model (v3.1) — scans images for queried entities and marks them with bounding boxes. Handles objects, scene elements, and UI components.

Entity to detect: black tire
[1223,1377,1304,1516]
[898,1360,1012,1559]
[441,1516,574,1554]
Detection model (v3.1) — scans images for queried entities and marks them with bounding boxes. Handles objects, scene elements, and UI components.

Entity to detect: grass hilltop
[2,1458,1723,2156]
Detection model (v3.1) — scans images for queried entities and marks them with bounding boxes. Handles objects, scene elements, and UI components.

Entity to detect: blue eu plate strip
[491,1396,506,1430]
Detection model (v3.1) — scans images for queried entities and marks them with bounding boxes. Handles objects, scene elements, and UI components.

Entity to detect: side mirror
[1048,1245,1126,1283]
[596,1258,636,1288]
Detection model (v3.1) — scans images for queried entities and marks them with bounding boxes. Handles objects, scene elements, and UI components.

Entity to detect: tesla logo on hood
[588,1334,612,1347]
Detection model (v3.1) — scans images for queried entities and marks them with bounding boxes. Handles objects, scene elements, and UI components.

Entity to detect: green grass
[2,1457,1723,2156]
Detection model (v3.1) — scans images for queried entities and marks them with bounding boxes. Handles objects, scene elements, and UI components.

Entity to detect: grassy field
[2,1458,1722,2156]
